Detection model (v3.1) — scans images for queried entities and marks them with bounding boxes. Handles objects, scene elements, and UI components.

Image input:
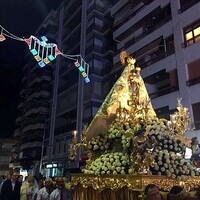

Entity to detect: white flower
[157,135,161,140]
[185,170,190,174]
[175,169,179,174]
[180,160,184,166]
[171,174,176,179]
[166,171,171,177]
[116,167,121,172]
[169,168,174,173]
[106,170,111,174]
[164,163,169,168]
[154,165,159,170]
[164,140,168,144]
[166,159,170,164]
[191,171,195,177]
[158,157,162,161]
[183,165,187,170]
[161,167,165,172]
[113,170,117,175]
[158,161,163,166]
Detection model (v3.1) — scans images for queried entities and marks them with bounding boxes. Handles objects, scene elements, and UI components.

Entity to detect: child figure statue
[191,137,200,167]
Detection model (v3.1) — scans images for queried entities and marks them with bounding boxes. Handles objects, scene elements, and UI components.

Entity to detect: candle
[73,130,78,138]
[119,101,122,108]
[184,107,188,114]
[170,114,176,123]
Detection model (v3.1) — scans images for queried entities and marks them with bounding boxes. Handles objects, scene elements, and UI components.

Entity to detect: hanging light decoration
[0,24,91,83]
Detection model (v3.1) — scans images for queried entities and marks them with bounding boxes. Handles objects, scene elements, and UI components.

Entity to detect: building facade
[111,0,200,128]
[14,0,200,175]
[0,139,17,175]
[14,0,118,175]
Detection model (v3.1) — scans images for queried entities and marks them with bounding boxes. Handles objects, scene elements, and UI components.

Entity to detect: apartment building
[0,139,17,175]
[14,0,117,175]
[111,0,200,128]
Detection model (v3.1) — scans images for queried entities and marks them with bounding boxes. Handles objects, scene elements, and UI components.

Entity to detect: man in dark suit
[0,171,21,200]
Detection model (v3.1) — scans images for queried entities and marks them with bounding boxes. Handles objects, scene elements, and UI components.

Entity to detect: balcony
[29,75,51,87]
[24,106,47,117]
[27,91,50,100]
[20,141,42,150]
[179,0,200,13]
[14,129,21,137]
[114,0,154,30]
[137,48,175,69]
[23,123,45,133]
[54,122,76,135]
[186,76,200,86]
[149,86,179,99]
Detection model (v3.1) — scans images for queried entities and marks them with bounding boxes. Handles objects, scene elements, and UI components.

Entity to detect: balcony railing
[135,16,171,43]
[116,17,172,55]
[179,0,200,13]
[114,0,154,30]
[186,76,200,86]
[137,48,175,69]
[149,85,179,99]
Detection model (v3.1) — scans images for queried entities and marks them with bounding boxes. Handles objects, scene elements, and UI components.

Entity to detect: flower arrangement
[82,152,129,175]
[147,117,186,154]
[87,135,110,152]
[152,150,199,180]
[82,116,198,181]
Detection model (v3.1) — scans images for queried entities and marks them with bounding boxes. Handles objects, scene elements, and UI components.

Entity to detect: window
[184,20,200,47]
[192,103,200,130]
[94,58,103,69]
[194,27,200,37]
[93,81,101,95]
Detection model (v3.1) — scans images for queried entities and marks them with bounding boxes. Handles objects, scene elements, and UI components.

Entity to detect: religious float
[69,51,200,200]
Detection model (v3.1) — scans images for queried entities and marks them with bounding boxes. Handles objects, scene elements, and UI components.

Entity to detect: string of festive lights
[0,25,90,83]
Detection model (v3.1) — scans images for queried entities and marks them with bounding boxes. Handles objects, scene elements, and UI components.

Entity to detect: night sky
[0,0,63,138]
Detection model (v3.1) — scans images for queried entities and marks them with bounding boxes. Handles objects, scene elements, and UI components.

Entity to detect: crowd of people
[2,170,200,200]
[144,184,200,200]
[0,171,73,200]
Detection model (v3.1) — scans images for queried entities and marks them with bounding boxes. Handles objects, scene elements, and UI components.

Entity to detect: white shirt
[11,180,15,191]
[36,187,50,200]
[49,189,69,200]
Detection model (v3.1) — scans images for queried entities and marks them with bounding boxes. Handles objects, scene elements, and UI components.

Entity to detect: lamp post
[75,0,88,166]
[29,98,48,174]
[48,7,64,164]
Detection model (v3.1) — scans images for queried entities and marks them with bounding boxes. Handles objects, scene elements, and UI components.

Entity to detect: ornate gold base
[72,174,200,198]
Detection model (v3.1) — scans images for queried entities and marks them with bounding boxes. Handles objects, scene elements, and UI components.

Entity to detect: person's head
[27,176,35,187]
[167,186,190,200]
[56,177,65,190]
[144,184,162,200]
[18,175,23,183]
[192,137,199,145]
[10,171,19,182]
[38,179,44,189]
[44,178,53,189]
[196,186,200,200]
[6,174,11,179]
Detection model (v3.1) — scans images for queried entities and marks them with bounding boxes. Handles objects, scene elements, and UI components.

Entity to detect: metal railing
[149,85,179,99]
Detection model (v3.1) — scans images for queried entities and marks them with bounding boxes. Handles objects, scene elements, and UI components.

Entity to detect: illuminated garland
[0,25,90,83]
